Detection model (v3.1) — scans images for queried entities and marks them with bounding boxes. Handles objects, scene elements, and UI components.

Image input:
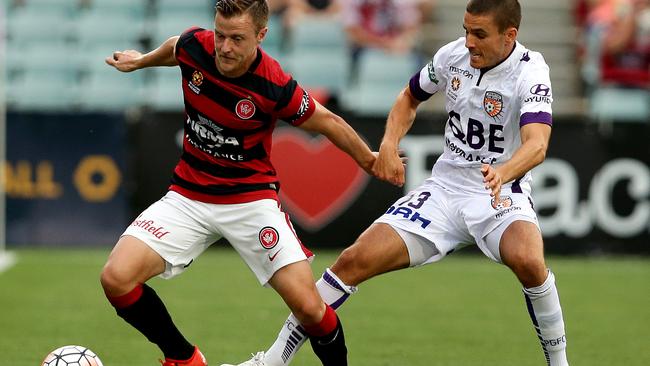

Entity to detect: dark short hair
[466,0,521,32]
[215,0,269,32]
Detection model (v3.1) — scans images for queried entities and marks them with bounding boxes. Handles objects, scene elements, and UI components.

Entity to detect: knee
[292,296,326,326]
[100,262,135,296]
[506,254,547,287]
[332,246,369,285]
[335,246,360,270]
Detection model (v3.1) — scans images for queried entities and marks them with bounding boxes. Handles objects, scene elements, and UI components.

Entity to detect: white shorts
[121,191,311,285]
[375,180,539,265]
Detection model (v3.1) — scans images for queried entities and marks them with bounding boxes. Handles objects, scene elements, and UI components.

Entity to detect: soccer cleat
[219,351,266,366]
[161,346,207,366]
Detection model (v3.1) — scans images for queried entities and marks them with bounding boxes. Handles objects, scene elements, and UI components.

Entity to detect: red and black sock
[105,283,194,361]
[303,304,347,366]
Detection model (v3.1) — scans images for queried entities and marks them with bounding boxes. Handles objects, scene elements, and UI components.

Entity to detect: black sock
[308,316,348,366]
[113,284,194,360]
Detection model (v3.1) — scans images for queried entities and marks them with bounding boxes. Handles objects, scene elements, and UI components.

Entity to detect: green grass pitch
[0,248,648,365]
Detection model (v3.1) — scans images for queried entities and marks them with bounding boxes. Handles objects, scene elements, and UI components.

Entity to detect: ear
[505,26,518,44]
[257,26,268,44]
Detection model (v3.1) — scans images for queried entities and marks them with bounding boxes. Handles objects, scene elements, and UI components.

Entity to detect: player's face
[463,12,517,69]
[214,12,267,77]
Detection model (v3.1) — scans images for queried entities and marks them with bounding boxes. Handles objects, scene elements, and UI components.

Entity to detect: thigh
[463,191,540,262]
[103,235,166,295]
[331,223,412,285]
[217,199,311,286]
[499,220,545,263]
[498,220,547,287]
[121,191,220,279]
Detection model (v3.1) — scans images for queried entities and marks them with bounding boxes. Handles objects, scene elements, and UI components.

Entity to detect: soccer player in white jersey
[222,0,569,365]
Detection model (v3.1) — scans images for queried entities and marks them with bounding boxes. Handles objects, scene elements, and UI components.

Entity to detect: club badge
[236,99,256,119]
[259,226,279,249]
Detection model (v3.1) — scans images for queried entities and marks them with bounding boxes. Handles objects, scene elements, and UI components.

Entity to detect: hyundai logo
[530,84,551,96]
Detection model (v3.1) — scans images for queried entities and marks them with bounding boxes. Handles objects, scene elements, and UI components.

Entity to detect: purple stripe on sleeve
[409,72,434,101]
[520,111,553,127]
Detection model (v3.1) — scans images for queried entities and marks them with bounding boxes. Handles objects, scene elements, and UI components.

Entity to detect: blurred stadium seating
[3,0,646,122]
[3,0,213,113]
[283,15,349,104]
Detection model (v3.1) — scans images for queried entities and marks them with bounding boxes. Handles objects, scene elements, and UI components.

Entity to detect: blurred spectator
[581,0,650,88]
[341,0,434,75]
[267,0,290,14]
[268,0,341,42]
[284,0,341,27]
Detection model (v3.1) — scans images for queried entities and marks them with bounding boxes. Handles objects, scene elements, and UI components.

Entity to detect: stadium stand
[578,0,650,128]
[340,48,418,116]
[146,66,184,112]
[260,14,284,61]
[3,0,604,119]
[283,15,349,104]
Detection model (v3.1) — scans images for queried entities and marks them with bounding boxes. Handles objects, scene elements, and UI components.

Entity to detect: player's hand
[359,152,378,176]
[105,50,143,72]
[372,145,407,187]
[481,164,503,208]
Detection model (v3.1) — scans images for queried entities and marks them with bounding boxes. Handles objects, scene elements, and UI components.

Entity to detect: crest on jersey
[191,71,203,86]
[483,91,504,119]
[236,99,256,119]
[491,195,513,210]
[451,76,461,91]
[259,226,279,249]
[188,70,203,94]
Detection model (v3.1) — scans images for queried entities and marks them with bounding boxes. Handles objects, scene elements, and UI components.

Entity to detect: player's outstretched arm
[373,86,421,187]
[105,36,180,72]
[298,100,378,177]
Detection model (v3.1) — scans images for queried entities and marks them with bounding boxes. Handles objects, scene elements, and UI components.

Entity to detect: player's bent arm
[496,122,551,184]
[106,36,180,72]
[298,100,376,174]
[374,86,421,186]
[380,86,421,151]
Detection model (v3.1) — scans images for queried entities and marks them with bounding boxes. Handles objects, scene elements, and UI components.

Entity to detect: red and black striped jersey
[169,27,316,204]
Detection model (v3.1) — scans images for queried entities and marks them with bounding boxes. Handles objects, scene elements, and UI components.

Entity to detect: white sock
[523,270,569,366]
[264,268,356,366]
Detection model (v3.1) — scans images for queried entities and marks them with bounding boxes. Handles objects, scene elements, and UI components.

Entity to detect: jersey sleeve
[175,26,203,60]
[518,54,553,127]
[408,40,454,101]
[275,79,316,126]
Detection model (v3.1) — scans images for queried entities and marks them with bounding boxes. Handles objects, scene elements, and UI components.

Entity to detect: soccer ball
[41,345,104,366]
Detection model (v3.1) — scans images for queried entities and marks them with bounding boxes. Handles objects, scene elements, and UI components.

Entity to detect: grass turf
[0,248,648,365]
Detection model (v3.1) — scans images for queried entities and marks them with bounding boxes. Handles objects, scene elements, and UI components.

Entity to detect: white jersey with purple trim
[409,38,553,194]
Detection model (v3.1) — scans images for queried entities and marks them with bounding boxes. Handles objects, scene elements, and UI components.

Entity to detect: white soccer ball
[41,345,104,366]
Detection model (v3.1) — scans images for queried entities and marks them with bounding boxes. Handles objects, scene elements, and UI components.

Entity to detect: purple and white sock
[264,268,357,366]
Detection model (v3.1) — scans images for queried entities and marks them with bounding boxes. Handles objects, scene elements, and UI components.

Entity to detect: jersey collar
[479,41,520,75]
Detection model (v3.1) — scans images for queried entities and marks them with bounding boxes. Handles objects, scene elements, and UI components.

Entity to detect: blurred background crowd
[2,0,649,124]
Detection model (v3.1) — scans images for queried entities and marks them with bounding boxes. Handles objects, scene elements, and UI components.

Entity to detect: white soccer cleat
[220,351,267,366]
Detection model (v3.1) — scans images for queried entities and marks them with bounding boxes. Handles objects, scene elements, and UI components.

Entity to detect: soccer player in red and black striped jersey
[100,1,388,365]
